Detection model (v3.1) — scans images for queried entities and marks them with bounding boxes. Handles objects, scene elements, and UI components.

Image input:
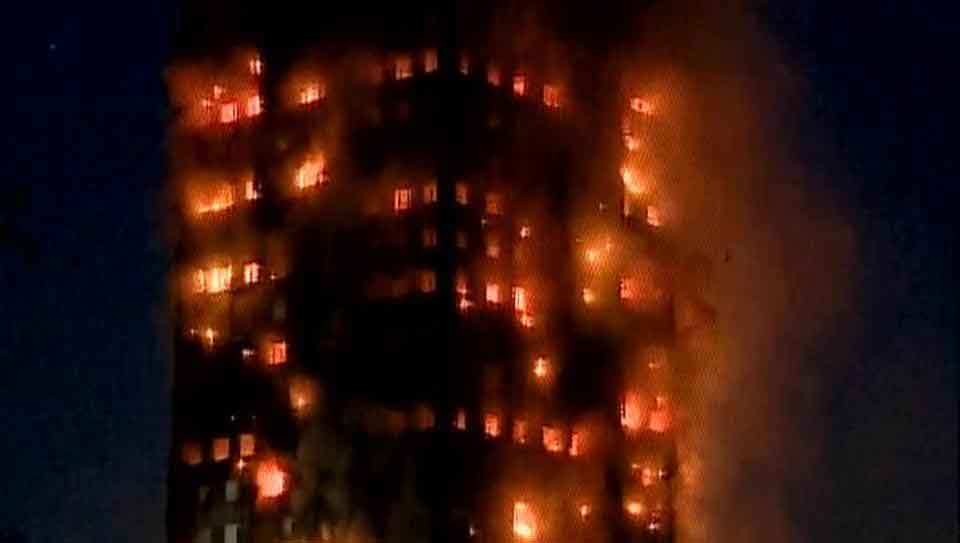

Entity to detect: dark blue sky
[1,1,953,542]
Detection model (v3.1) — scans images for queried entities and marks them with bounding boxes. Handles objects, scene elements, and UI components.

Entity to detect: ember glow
[512,501,536,540]
[295,156,328,190]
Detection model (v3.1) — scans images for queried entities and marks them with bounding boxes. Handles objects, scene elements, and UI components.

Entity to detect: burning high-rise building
[165,4,716,543]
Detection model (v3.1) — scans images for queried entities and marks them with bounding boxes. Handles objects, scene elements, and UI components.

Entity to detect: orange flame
[256,459,286,499]
[512,501,536,540]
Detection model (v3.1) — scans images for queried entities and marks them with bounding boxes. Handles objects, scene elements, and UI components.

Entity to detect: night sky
[0,2,953,542]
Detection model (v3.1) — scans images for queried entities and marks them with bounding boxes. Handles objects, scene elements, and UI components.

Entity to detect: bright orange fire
[578,503,592,521]
[513,419,528,444]
[249,56,263,75]
[245,95,262,117]
[424,49,438,73]
[569,431,583,457]
[295,156,327,190]
[256,459,286,499]
[239,433,255,457]
[299,82,325,105]
[581,287,596,305]
[620,391,645,432]
[394,55,413,80]
[646,205,663,227]
[512,501,536,540]
[244,178,260,201]
[268,340,287,365]
[543,85,561,108]
[629,97,654,115]
[625,499,646,518]
[513,287,529,313]
[195,184,235,215]
[484,413,501,438]
[619,165,649,196]
[532,356,549,379]
[542,425,563,453]
[243,262,261,285]
[220,102,239,124]
[486,283,501,305]
[512,74,527,96]
[394,188,412,212]
[648,395,671,433]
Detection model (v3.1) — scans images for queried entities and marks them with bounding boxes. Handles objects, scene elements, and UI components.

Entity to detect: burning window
[244,178,260,201]
[619,165,648,196]
[299,83,325,105]
[423,182,438,203]
[512,287,528,313]
[182,442,203,465]
[578,503,592,522]
[213,84,225,99]
[581,287,596,305]
[543,85,561,108]
[484,413,501,437]
[295,157,327,190]
[620,391,645,433]
[249,56,263,75]
[646,205,663,227]
[512,501,536,540]
[197,265,232,294]
[619,278,636,302]
[212,437,230,462]
[268,340,287,365]
[485,235,501,258]
[239,433,255,457]
[625,499,646,519]
[648,396,670,433]
[394,55,413,80]
[519,225,531,239]
[454,408,467,430]
[245,95,263,117]
[455,182,469,205]
[630,97,654,115]
[422,227,437,248]
[456,231,468,249]
[459,54,470,75]
[393,188,413,212]
[532,356,549,379]
[220,102,239,124]
[485,193,504,215]
[486,64,501,86]
[485,283,501,304]
[195,184,235,216]
[512,74,527,96]
[202,327,218,348]
[569,431,583,457]
[256,459,286,499]
[542,425,564,453]
[424,49,438,73]
[418,270,437,293]
[243,262,261,285]
[513,419,528,444]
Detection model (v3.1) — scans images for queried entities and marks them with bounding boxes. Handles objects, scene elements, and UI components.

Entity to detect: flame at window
[245,95,262,117]
[394,56,413,80]
[424,49,438,73]
[243,262,261,285]
[295,156,328,190]
[212,437,230,462]
[543,85,561,108]
[394,188,412,212]
[455,182,469,205]
[513,419,528,444]
[454,408,467,430]
[512,74,527,96]
[195,265,232,294]
[532,356,549,380]
[648,395,671,433]
[423,182,438,203]
[268,340,287,365]
[249,56,263,75]
[256,459,286,499]
[485,193,503,215]
[239,433,256,457]
[220,102,239,124]
[569,431,583,457]
[543,425,564,453]
[484,413,500,438]
[486,283,501,305]
[620,391,646,433]
[630,96,654,115]
[512,501,536,540]
[299,82,325,105]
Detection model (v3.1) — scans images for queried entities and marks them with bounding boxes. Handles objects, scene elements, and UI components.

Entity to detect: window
[484,413,500,437]
[512,287,528,313]
[193,269,207,293]
[224,524,239,543]
[212,437,230,462]
[646,205,663,227]
[249,56,263,75]
[418,270,436,293]
[423,182,438,203]
[543,85,561,108]
[519,225,531,239]
[512,419,528,444]
[485,283,501,304]
[648,396,670,433]
[581,287,596,305]
[182,442,203,465]
[620,391,643,433]
[630,96,653,115]
[245,95,262,117]
[243,262,261,285]
[244,178,260,201]
[393,188,412,212]
[295,157,327,190]
[512,74,527,96]
[424,49,438,73]
[485,235,500,258]
[239,433,255,457]
[256,459,286,498]
[300,82,324,105]
[225,480,239,502]
[456,230,468,249]
[394,55,413,80]
[485,193,503,215]
[220,102,239,124]
[455,183,469,205]
[569,431,583,457]
[542,425,564,453]
[213,85,225,99]
[422,227,437,248]
[268,340,287,365]
[487,64,501,86]
[196,528,212,543]
[513,502,536,540]
[532,356,549,379]
[578,503,592,522]
[210,266,232,293]
[453,408,467,430]
[619,278,636,301]
[459,54,470,75]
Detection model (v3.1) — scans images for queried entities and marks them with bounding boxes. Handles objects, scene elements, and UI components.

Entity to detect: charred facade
[166,4,714,543]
